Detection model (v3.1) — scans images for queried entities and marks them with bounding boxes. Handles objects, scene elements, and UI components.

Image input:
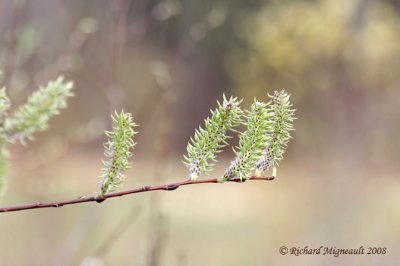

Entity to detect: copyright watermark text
[279,246,387,257]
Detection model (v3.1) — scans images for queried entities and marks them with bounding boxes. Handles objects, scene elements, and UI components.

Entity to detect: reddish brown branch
[0,176,274,213]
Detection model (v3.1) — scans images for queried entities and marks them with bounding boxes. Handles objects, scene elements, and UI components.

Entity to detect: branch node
[142,186,151,191]
[165,184,180,191]
[95,197,106,203]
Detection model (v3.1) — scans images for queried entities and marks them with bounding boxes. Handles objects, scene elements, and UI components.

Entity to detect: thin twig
[0,176,274,213]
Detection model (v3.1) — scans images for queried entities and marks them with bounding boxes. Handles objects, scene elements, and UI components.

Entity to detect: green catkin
[4,76,74,144]
[184,95,243,180]
[0,77,73,197]
[221,100,274,181]
[99,111,138,196]
[255,90,295,177]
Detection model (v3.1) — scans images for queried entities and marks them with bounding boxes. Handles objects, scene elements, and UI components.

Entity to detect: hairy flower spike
[221,100,273,181]
[0,78,73,199]
[99,111,138,196]
[4,76,74,144]
[255,90,295,177]
[184,95,243,180]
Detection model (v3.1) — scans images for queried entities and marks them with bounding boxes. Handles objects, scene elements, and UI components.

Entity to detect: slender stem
[0,176,274,213]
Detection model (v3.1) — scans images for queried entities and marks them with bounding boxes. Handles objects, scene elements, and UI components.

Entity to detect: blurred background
[0,0,400,265]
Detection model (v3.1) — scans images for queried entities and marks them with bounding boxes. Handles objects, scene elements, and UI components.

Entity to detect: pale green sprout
[4,76,74,144]
[99,111,138,196]
[255,90,295,177]
[0,76,74,197]
[184,95,243,180]
[221,99,274,181]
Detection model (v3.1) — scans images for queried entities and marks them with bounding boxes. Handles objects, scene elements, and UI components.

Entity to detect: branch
[0,176,274,213]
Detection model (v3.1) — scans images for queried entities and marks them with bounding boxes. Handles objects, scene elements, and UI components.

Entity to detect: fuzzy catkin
[255,90,295,177]
[222,100,273,181]
[0,77,73,198]
[99,111,138,196]
[255,148,273,176]
[184,95,243,180]
[4,76,74,144]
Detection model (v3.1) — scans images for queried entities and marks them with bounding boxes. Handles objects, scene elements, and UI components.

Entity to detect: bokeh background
[1,0,400,265]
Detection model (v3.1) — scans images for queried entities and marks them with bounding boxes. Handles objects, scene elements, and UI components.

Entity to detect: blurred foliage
[229,0,400,160]
[230,0,400,94]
